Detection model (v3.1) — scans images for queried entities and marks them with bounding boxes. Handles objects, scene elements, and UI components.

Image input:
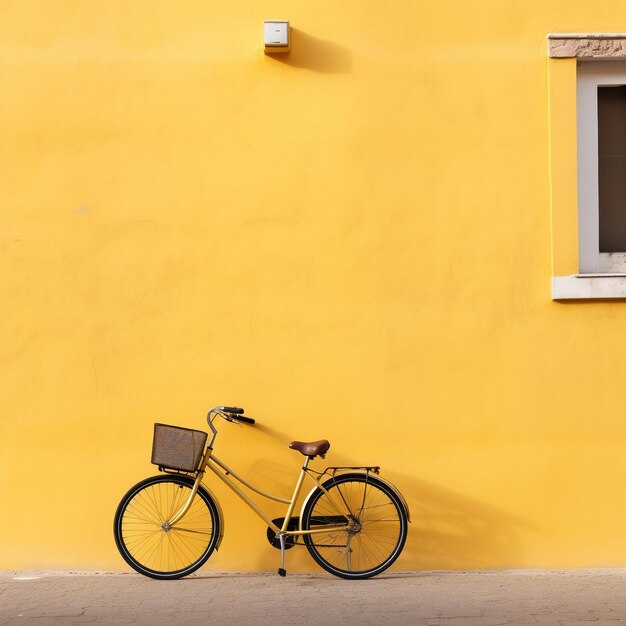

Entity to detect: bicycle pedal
[277,568,286,577]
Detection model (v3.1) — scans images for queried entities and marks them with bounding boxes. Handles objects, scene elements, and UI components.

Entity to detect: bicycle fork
[165,449,212,528]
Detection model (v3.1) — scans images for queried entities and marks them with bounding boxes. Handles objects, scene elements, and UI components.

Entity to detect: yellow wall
[3,1,626,572]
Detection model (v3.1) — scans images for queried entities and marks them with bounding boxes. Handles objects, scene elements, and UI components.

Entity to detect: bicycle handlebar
[233,414,255,425]
[218,406,244,415]
[208,405,256,426]
[206,405,255,448]
[216,406,255,424]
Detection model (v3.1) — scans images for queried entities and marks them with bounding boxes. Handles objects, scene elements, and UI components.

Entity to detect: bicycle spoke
[117,478,217,577]
[304,477,406,578]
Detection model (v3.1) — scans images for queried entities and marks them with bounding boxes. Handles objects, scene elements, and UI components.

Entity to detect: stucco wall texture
[2,1,626,572]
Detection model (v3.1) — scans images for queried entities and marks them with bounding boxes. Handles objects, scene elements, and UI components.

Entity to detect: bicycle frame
[168,444,351,538]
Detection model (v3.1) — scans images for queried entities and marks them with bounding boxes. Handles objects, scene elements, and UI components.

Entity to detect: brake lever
[226,413,243,428]
[221,411,243,427]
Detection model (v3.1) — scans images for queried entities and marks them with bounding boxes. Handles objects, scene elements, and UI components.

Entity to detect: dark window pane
[598,85,626,252]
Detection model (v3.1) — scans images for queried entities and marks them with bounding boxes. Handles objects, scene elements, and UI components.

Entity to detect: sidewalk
[2,569,626,625]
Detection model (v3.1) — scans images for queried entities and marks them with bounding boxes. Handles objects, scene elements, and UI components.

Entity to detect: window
[578,63,626,273]
[549,34,626,298]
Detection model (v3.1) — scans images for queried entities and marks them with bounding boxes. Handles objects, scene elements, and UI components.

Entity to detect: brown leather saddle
[288,439,330,458]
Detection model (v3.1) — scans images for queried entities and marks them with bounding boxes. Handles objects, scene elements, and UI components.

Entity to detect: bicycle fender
[299,484,320,532]
[361,473,411,523]
[299,471,410,525]
[198,483,225,550]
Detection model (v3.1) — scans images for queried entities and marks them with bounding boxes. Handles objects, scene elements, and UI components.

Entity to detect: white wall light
[264,20,290,54]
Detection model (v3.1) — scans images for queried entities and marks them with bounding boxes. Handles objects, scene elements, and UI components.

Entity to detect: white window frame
[577,62,626,274]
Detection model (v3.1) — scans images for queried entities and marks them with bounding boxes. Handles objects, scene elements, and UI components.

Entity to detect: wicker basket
[151,423,208,472]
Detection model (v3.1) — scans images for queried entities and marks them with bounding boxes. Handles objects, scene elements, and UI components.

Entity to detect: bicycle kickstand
[277,533,287,577]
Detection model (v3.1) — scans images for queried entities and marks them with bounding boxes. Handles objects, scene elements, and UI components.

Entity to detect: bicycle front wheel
[113,474,220,580]
[301,473,408,579]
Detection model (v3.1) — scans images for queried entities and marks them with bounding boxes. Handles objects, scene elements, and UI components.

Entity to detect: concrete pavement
[2,569,626,625]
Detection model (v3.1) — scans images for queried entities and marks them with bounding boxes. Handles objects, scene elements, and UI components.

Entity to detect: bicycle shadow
[240,425,531,573]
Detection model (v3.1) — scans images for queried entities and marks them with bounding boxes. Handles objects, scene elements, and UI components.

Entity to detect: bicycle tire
[113,474,220,580]
[301,473,407,579]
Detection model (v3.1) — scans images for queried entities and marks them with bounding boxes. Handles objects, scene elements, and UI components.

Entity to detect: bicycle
[113,406,410,580]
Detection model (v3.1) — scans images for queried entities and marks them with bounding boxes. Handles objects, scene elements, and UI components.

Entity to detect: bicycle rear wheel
[113,474,220,580]
[301,473,407,579]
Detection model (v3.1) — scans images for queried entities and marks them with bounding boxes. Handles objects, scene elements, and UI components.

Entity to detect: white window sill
[553,274,626,299]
